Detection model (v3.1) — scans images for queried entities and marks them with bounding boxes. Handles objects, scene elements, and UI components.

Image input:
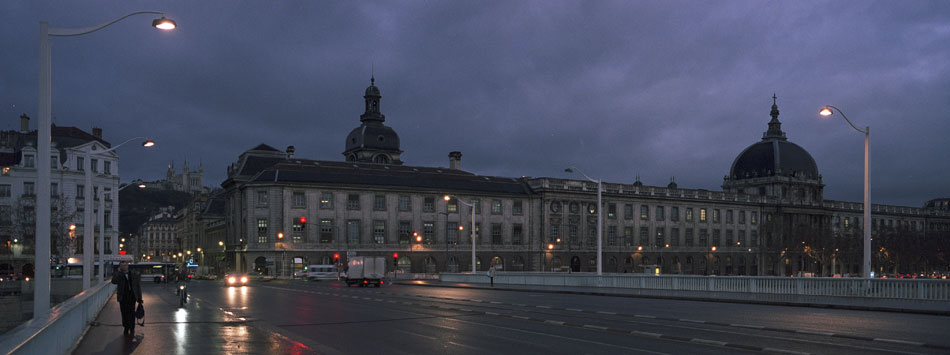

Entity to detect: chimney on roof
[92,127,102,140]
[286,145,295,159]
[19,114,29,132]
[449,151,462,170]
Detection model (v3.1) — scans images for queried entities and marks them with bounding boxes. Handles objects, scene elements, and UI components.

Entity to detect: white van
[306,265,338,280]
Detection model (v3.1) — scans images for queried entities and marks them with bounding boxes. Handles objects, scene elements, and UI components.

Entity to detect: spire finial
[763,93,786,141]
[772,93,777,105]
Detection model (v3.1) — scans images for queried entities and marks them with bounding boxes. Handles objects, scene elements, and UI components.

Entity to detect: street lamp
[84,139,154,290]
[819,105,871,279]
[565,167,602,275]
[444,195,477,273]
[35,12,172,315]
[95,179,147,283]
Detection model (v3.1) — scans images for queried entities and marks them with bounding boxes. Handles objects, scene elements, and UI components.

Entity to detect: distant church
[158,161,207,194]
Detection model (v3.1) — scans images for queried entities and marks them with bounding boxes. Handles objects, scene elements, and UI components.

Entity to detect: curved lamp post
[565,167,602,275]
[444,195,477,273]
[96,179,147,283]
[36,11,173,317]
[819,105,871,278]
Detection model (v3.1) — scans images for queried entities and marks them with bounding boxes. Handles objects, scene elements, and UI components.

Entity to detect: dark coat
[111,270,143,304]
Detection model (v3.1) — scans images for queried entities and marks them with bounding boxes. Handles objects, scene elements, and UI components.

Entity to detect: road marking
[544,320,564,325]
[874,338,925,346]
[596,311,617,315]
[690,339,727,346]
[393,328,437,341]
[583,325,608,330]
[513,303,526,306]
[536,305,551,309]
[731,323,765,329]
[512,315,530,320]
[763,348,812,355]
[565,308,583,312]
[447,318,671,355]
[459,308,473,312]
[795,330,834,336]
[490,301,503,304]
[635,315,656,319]
[485,312,499,316]
[680,319,705,324]
[631,330,662,338]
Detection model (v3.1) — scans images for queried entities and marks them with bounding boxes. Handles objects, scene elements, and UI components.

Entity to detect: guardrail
[440,273,950,313]
[0,282,115,355]
[442,273,950,300]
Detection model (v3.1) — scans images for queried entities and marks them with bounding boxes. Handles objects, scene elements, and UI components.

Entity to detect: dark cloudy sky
[2,1,948,207]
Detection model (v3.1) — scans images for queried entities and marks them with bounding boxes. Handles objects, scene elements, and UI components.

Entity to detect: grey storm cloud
[1,0,948,207]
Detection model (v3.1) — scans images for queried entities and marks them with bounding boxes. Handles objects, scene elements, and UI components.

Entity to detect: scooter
[176,283,188,307]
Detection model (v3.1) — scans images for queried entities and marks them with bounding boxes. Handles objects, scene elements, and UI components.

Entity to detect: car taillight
[380,281,384,284]
[364,280,368,284]
[188,274,192,278]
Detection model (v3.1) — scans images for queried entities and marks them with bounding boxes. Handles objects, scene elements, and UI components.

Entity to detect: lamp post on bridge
[444,195,477,273]
[565,167,602,275]
[35,12,174,317]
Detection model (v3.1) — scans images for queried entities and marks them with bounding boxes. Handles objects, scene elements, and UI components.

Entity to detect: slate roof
[249,159,532,195]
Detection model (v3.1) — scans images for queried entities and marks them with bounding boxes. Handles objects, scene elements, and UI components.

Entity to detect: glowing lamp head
[711,246,717,252]
[152,17,176,30]
[637,245,643,251]
[137,183,147,189]
[443,195,451,201]
[142,140,156,147]
[547,243,554,250]
[819,107,833,117]
[218,241,224,246]
[416,235,422,242]
[69,224,77,231]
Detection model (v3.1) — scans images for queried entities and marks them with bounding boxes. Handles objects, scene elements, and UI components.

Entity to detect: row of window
[254,218,525,246]
[262,190,525,215]
[0,183,113,199]
[552,202,761,225]
[19,154,113,174]
[549,225,760,248]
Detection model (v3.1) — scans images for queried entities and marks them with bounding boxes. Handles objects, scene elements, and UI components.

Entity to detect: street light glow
[218,241,224,246]
[819,107,833,116]
[151,17,176,30]
[142,140,156,147]
[443,195,451,201]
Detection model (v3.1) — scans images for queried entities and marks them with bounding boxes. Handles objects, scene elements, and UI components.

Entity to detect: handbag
[135,303,145,326]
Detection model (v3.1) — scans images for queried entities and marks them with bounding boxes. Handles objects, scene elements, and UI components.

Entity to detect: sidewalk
[394,279,950,315]
[72,282,314,354]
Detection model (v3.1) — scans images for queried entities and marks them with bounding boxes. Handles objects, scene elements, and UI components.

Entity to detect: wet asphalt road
[169,279,950,355]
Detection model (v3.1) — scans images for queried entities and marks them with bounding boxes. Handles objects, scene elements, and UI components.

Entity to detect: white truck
[345,256,386,287]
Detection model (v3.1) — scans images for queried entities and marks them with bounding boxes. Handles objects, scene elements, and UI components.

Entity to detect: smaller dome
[365,77,380,97]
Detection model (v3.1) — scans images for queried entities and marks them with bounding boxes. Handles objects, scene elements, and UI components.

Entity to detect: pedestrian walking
[488,265,496,287]
[111,261,143,337]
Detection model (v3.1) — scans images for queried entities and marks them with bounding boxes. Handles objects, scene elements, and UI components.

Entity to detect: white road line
[690,339,728,346]
[565,308,583,312]
[630,330,662,338]
[485,312,500,316]
[448,318,671,355]
[635,315,656,319]
[490,301,503,304]
[596,311,617,315]
[795,330,834,336]
[459,308,473,312]
[874,338,925,346]
[763,348,812,355]
[731,323,765,329]
[544,320,565,325]
[536,305,551,309]
[512,315,531,320]
[680,319,705,324]
[583,325,609,330]
[393,328,437,341]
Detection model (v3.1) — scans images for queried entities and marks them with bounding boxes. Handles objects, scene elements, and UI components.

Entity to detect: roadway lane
[185,280,950,355]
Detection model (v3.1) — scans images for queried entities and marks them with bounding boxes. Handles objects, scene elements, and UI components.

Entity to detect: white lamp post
[96,180,147,283]
[36,12,173,317]
[444,195,477,273]
[565,167,602,275]
[83,138,154,290]
[819,105,871,278]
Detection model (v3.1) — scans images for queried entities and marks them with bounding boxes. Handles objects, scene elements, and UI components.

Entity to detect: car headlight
[240,276,248,283]
[179,285,185,290]
[228,277,236,284]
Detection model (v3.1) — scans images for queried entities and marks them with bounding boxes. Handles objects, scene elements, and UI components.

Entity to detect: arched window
[424,256,437,274]
[446,256,459,272]
[374,155,390,164]
[512,256,525,271]
[398,256,412,272]
[490,256,504,271]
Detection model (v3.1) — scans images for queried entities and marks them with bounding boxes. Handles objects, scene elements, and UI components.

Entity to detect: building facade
[0,115,121,277]
[216,82,950,277]
[139,207,178,262]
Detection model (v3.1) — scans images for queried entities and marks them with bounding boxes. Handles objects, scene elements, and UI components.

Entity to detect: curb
[394,281,950,316]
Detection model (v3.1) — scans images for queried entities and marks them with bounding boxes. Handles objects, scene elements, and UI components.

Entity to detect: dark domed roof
[345,124,401,152]
[730,140,819,180]
[365,76,380,97]
[728,95,819,181]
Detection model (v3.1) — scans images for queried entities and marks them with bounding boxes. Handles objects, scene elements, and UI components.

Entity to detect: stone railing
[0,282,115,355]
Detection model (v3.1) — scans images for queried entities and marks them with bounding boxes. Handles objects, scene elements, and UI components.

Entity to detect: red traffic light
[119,250,127,255]
[333,253,340,260]
[299,217,307,224]
[393,253,399,259]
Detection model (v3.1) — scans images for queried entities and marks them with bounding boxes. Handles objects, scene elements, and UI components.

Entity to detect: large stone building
[213,81,950,277]
[0,115,122,277]
[150,161,207,194]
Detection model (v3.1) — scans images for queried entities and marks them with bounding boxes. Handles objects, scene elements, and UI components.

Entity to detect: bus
[304,265,340,281]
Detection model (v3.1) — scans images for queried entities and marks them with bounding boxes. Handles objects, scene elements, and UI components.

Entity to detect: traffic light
[393,253,399,268]
[119,250,127,255]
[333,253,340,261]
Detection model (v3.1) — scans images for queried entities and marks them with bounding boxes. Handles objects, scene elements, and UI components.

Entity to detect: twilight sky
[2,1,948,207]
